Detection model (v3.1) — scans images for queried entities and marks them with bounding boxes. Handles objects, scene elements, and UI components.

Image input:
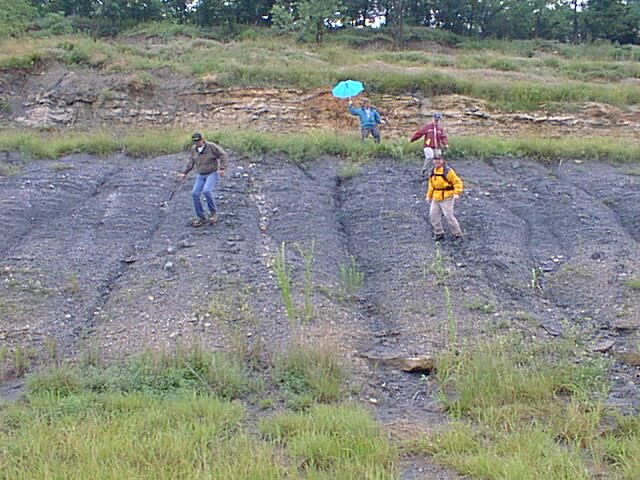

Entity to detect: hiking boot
[433,233,445,242]
[452,235,464,244]
[208,212,219,224]
[191,217,207,228]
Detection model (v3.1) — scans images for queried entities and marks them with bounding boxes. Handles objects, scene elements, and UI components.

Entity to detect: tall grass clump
[0,129,189,159]
[467,78,640,110]
[220,129,374,164]
[407,334,634,479]
[3,129,639,164]
[296,240,316,323]
[436,334,609,420]
[259,403,397,478]
[0,394,277,480]
[341,69,462,97]
[72,345,253,399]
[0,345,284,479]
[273,344,346,406]
[273,241,296,322]
[339,255,364,296]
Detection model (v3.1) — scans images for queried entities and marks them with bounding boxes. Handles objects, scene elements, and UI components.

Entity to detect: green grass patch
[623,279,640,290]
[273,344,347,408]
[402,334,640,479]
[27,345,254,400]
[450,135,640,163]
[259,403,397,478]
[465,77,640,110]
[0,343,394,479]
[1,128,640,164]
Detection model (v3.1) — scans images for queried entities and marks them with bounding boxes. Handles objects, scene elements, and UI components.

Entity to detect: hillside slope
[2,59,640,479]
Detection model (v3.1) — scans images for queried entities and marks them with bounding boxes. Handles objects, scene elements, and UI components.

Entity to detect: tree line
[3,0,640,45]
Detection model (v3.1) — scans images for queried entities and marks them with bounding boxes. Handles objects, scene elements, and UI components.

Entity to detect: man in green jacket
[180,132,228,227]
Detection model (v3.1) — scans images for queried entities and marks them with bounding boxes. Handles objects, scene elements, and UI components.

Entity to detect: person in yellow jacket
[426,155,464,242]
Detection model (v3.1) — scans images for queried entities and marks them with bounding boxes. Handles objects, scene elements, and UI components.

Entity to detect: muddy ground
[1,147,639,478]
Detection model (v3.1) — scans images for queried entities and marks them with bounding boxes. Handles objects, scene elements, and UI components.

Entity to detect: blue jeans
[191,172,218,219]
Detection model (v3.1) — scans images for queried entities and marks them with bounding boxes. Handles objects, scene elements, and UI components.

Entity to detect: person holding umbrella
[348,97,385,143]
[331,80,385,144]
[179,132,228,227]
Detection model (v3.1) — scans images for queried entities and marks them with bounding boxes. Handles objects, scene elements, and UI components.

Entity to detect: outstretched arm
[410,127,425,143]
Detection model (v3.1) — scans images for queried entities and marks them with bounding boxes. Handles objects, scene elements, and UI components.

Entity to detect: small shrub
[127,72,156,93]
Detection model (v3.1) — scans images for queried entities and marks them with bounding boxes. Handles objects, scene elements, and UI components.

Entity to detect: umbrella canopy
[332,80,364,99]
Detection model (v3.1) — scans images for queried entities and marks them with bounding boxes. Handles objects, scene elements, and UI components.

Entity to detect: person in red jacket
[410,112,448,171]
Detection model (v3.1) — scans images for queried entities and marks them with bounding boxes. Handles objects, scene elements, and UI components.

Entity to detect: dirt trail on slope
[1,150,639,477]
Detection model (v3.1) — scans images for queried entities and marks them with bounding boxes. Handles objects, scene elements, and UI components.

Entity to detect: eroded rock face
[4,63,640,142]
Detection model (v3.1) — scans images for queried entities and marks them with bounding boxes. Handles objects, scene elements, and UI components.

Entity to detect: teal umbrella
[332,80,364,99]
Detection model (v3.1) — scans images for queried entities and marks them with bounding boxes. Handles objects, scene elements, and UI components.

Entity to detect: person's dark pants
[360,126,380,143]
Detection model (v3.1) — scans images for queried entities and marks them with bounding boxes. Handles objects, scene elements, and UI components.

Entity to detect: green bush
[32,12,73,36]
[0,0,34,38]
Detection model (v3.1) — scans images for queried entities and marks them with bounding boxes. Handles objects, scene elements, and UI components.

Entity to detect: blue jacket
[349,105,382,128]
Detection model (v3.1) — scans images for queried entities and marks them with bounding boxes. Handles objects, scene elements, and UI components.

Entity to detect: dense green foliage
[2,0,640,45]
[0,0,35,37]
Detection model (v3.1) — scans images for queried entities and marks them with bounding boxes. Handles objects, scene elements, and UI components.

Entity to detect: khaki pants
[430,197,462,236]
[423,147,443,162]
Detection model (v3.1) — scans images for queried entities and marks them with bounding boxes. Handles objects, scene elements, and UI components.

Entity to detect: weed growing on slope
[338,255,364,296]
[272,241,317,324]
[296,240,316,323]
[273,241,295,322]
